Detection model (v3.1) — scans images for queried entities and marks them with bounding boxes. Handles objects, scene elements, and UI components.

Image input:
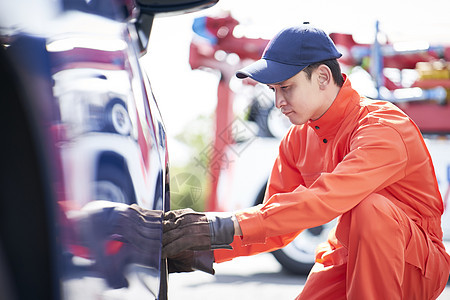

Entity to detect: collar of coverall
[308,74,360,139]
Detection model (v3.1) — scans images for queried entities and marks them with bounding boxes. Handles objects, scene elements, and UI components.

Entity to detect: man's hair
[303,59,344,87]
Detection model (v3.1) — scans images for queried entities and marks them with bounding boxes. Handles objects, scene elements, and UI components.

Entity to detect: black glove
[167,250,215,275]
[162,208,235,259]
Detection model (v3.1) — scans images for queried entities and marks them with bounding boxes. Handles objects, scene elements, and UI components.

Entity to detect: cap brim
[236,59,307,84]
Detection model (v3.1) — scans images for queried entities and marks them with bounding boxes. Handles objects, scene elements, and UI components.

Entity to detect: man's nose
[274,91,286,109]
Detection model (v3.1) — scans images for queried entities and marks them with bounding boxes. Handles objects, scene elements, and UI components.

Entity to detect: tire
[103,98,132,135]
[95,163,136,204]
[272,221,336,275]
[253,185,335,275]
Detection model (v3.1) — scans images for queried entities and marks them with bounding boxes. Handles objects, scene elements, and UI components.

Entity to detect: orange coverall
[214,77,450,299]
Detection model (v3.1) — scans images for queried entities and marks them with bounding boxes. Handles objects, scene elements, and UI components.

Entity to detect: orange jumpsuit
[214,77,450,299]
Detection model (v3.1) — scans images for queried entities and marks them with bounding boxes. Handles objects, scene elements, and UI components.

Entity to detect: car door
[0,0,218,299]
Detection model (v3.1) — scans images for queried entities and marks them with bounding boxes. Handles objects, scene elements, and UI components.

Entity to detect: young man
[162,24,450,299]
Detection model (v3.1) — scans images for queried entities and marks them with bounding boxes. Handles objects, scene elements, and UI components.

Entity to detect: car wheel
[272,220,336,275]
[104,98,132,135]
[95,163,136,204]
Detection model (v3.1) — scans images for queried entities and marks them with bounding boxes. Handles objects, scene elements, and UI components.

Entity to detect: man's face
[267,69,327,125]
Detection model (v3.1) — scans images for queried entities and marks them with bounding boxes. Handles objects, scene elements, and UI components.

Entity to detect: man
[162,23,450,299]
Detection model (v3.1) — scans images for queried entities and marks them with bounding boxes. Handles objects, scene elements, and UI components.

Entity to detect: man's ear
[316,65,332,89]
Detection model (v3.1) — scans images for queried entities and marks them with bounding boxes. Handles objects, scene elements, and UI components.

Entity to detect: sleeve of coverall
[215,129,307,262]
[221,122,409,254]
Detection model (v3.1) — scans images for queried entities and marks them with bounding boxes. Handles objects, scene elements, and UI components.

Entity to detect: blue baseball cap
[236,23,342,84]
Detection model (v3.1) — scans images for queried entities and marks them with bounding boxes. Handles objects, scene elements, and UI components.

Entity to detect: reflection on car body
[49,24,165,209]
[47,12,167,296]
[0,0,218,299]
[2,10,167,298]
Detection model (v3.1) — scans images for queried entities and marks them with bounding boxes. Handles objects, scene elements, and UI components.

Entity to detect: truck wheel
[272,221,336,275]
[254,184,336,275]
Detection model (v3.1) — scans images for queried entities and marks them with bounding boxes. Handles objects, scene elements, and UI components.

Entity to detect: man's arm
[235,123,408,245]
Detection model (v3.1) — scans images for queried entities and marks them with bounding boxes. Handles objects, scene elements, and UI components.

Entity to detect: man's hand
[167,250,215,275]
[162,208,235,259]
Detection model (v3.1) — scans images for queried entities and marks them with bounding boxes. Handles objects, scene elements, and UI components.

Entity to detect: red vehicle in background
[190,14,450,274]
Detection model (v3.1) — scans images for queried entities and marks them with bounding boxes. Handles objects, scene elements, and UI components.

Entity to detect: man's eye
[281,86,289,90]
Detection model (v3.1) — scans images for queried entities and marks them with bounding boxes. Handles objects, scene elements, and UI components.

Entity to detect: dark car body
[0,0,217,299]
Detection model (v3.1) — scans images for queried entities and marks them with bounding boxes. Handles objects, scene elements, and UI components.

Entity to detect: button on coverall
[214,77,450,299]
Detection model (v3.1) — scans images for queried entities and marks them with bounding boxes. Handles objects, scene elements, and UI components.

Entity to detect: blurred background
[144,0,450,211]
